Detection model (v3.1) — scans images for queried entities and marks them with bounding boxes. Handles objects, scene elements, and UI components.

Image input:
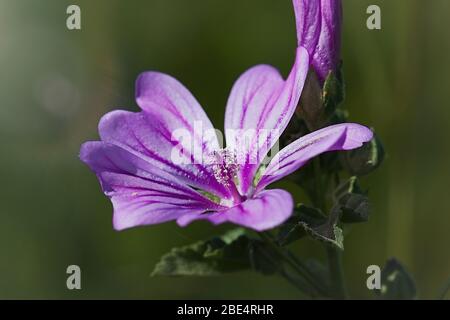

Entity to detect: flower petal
[98,110,231,198]
[177,189,294,232]
[224,47,310,194]
[135,71,227,194]
[293,0,321,55]
[111,199,207,231]
[135,72,217,151]
[312,0,342,81]
[257,123,373,190]
[80,141,223,230]
[176,211,224,228]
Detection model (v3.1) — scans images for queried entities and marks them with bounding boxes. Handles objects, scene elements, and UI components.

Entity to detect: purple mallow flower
[293,0,342,81]
[80,46,372,232]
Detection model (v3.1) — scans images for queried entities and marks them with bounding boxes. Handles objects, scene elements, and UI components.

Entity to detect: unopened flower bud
[293,0,342,82]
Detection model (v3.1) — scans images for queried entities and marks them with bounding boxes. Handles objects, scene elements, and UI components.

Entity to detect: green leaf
[378,258,417,300]
[277,204,344,250]
[276,204,326,246]
[340,133,385,176]
[305,204,344,250]
[334,176,370,223]
[307,221,344,251]
[152,228,285,277]
[151,228,251,276]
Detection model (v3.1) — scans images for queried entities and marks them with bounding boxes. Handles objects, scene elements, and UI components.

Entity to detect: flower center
[207,148,243,205]
[210,149,238,186]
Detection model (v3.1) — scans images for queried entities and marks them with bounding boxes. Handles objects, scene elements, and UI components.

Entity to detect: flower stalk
[312,157,348,299]
[326,246,348,299]
[259,232,330,298]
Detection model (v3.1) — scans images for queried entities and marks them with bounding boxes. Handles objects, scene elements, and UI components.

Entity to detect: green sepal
[340,133,385,176]
[333,176,370,223]
[322,62,345,117]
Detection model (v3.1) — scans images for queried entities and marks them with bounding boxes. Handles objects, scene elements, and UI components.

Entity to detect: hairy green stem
[279,269,316,299]
[259,232,329,297]
[313,158,348,299]
[253,238,314,296]
[326,246,348,299]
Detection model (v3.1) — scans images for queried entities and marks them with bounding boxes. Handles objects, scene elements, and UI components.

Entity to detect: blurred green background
[1,0,449,299]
